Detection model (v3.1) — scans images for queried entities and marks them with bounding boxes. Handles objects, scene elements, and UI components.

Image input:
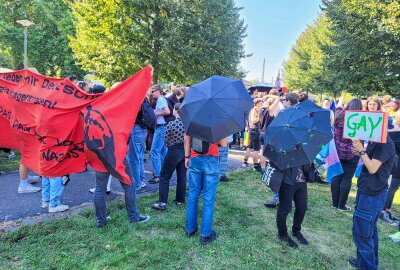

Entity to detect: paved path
[0,149,246,223]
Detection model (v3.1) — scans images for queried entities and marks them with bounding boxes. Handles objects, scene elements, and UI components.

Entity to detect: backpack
[259,108,274,131]
[192,137,211,155]
[136,99,156,129]
[164,94,178,123]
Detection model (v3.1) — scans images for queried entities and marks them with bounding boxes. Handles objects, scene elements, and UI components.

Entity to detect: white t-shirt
[155,96,168,125]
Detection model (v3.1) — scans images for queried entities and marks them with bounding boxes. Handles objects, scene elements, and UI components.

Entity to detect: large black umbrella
[263,100,333,170]
[179,75,253,143]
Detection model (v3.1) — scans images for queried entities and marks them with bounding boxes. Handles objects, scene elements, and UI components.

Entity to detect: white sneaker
[141,182,147,188]
[18,184,41,194]
[41,201,49,209]
[27,175,40,184]
[48,204,69,213]
[242,163,248,168]
[89,188,95,194]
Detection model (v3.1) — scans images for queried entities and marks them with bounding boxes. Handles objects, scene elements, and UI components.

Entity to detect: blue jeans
[186,155,220,237]
[41,176,64,207]
[128,125,148,188]
[218,146,229,177]
[352,189,387,270]
[150,125,167,177]
[94,163,140,225]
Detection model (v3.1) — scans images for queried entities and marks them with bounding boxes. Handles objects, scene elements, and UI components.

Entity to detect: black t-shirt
[357,136,396,195]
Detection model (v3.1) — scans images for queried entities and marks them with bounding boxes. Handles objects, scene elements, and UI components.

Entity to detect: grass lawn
[1,171,400,269]
[0,151,20,173]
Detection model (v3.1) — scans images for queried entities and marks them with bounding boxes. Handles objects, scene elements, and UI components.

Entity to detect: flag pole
[261,58,265,82]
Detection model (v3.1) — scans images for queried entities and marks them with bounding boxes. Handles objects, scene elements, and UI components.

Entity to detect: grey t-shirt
[155,96,168,125]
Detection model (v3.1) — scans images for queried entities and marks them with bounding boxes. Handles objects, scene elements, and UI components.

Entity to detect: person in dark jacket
[276,165,309,249]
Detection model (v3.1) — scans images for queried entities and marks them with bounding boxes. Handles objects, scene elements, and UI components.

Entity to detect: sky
[236,0,322,83]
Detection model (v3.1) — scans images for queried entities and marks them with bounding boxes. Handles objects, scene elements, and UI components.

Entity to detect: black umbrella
[263,100,333,170]
[248,82,274,93]
[179,75,253,143]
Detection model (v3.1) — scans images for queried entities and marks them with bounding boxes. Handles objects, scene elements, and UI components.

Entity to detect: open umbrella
[263,100,333,170]
[248,82,274,93]
[179,75,253,143]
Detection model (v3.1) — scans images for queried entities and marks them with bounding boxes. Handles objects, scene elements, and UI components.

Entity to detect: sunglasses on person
[151,89,159,93]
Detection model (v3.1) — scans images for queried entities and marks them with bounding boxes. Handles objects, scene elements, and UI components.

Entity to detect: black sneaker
[348,257,360,269]
[151,202,167,211]
[186,226,198,238]
[387,211,399,221]
[200,231,217,245]
[338,205,352,212]
[173,200,184,206]
[149,176,160,184]
[131,215,150,224]
[278,235,298,249]
[219,175,229,182]
[96,216,111,228]
[264,198,279,208]
[292,231,309,245]
[379,212,395,225]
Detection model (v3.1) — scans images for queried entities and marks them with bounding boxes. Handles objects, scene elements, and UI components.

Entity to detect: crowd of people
[2,73,400,268]
[237,88,400,269]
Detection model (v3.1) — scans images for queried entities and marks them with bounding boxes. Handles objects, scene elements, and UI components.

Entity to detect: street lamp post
[16,20,34,69]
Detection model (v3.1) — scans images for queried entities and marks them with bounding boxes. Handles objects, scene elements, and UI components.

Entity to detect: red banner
[0,66,152,184]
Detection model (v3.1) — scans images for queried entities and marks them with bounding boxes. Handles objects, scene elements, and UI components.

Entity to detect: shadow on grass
[1,171,399,269]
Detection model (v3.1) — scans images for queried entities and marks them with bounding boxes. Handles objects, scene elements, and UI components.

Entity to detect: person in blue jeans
[149,84,169,183]
[348,138,395,270]
[128,124,148,189]
[94,158,150,227]
[184,135,228,245]
[41,176,68,213]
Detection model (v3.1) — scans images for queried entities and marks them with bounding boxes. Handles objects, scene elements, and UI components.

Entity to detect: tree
[68,0,247,85]
[322,0,400,96]
[283,14,335,95]
[0,0,83,77]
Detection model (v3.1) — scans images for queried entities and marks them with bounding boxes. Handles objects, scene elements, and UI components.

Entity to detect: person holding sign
[348,136,395,270]
[331,99,363,211]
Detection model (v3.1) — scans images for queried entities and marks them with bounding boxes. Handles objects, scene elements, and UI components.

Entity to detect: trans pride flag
[316,139,344,183]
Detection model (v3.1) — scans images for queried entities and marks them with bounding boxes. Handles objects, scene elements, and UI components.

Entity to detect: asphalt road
[0,148,245,222]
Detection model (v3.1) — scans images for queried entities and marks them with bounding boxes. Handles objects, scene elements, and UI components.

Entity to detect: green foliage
[322,0,400,97]
[283,14,334,95]
[68,0,246,85]
[0,0,83,77]
[285,0,400,97]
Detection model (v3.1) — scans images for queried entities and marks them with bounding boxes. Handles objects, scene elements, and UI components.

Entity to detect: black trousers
[384,177,400,210]
[276,182,308,237]
[331,156,359,208]
[159,145,187,203]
